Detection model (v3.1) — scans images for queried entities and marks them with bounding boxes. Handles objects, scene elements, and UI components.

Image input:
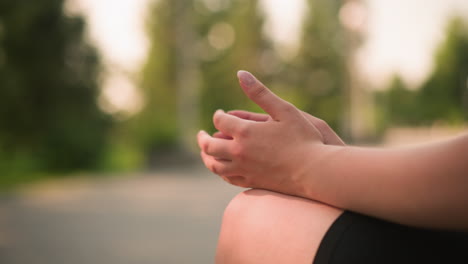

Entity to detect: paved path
[0,166,244,264]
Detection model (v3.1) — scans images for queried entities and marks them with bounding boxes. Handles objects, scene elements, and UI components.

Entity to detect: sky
[360,0,468,87]
[67,0,468,112]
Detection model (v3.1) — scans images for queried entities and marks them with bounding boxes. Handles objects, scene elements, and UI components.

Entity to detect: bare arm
[302,133,468,230]
[197,70,468,230]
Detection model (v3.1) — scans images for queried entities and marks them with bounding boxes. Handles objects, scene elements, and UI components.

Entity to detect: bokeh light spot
[98,74,143,119]
[207,22,236,51]
[339,1,367,32]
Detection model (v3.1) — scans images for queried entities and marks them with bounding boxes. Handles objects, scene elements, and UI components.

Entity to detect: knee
[216,189,343,264]
[221,189,341,227]
[221,189,268,221]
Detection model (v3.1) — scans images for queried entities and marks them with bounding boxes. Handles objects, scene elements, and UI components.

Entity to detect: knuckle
[315,118,330,132]
[280,102,299,116]
[209,162,219,175]
[236,123,251,138]
[201,139,210,153]
[214,163,230,176]
[251,85,268,100]
[213,113,222,129]
[317,118,328,127]
[231,144,245,159]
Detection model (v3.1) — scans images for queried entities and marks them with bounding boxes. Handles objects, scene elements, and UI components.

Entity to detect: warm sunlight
[69,0,468,110]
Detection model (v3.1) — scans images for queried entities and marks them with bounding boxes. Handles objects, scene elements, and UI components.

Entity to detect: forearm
[302,133,468,230]
[199,71,468,229]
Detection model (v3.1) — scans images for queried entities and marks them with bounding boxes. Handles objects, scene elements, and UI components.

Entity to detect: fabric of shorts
[313,211,468,264]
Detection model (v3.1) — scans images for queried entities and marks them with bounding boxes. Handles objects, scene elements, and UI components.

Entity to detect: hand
[226,110,345,146]
[197,71,342,195]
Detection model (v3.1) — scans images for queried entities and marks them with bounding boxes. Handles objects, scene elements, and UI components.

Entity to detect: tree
[195,0,271,131]
[290,0,348,132]
[133,0,181,159]
[373,16,468,132]
[0,0,111,173]
[375,75,419,127]
[418,16,468,124]
[135,0,271,163]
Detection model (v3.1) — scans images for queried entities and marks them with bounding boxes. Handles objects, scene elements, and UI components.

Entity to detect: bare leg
[216,189,343,264]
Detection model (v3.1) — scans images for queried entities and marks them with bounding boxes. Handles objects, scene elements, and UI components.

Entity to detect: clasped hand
[197,71,344,196]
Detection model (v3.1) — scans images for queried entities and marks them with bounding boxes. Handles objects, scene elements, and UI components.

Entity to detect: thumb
[237,70,297,121]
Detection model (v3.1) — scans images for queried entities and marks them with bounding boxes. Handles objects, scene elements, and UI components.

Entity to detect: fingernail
[237,70,256,87]
[215,109,225,114]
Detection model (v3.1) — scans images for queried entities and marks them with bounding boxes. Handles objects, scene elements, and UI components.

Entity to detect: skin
[216,189,343,264]
[198,70,468,230]
[211,99,347,263]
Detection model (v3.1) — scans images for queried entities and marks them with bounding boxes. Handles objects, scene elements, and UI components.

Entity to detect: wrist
[293,143,348,200]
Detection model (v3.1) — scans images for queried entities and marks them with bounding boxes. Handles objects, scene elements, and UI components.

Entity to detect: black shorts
[314,211,468,264]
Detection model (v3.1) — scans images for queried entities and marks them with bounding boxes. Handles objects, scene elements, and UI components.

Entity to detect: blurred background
[0,0,467,263]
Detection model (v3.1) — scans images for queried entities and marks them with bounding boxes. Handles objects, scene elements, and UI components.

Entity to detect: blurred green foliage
[288,0,350,132]
[1,0,467,186]
[0,0,111,186]
[131,0,180,156]
[419,16,468,123]
[135,0,360,162]
[196,0,272,130]
[376,16,468,129]
[374,75,419,134]
[133,0,273,164]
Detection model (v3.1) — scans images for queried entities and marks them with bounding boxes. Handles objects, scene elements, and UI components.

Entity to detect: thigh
[216,189,343,264]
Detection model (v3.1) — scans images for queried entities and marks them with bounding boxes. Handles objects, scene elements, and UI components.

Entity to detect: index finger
[237,71,299,121]
[213,110,248,137]
[228,110,270,122]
